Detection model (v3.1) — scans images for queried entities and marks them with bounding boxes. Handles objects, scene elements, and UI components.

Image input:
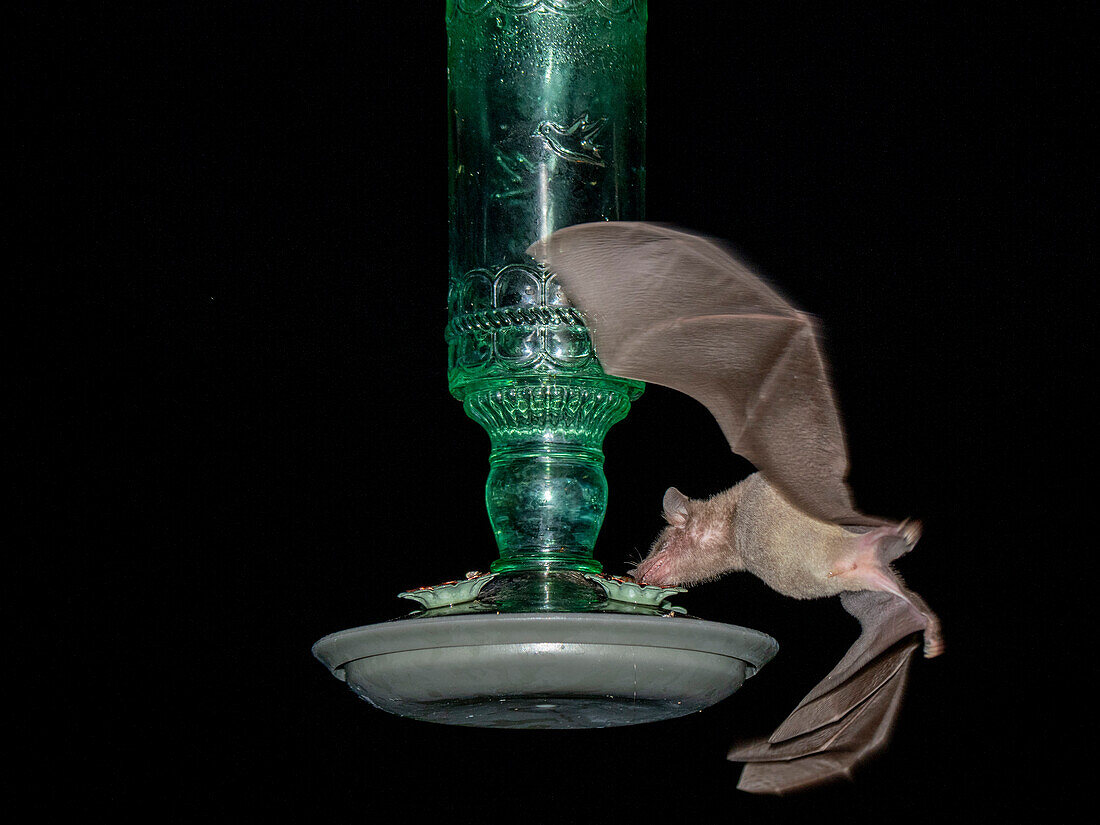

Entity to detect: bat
[527,222,942,794]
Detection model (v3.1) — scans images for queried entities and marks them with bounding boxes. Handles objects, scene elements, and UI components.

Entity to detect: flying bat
[527,221,942,795]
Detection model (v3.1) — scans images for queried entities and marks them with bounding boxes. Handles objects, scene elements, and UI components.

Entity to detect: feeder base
[313,612,778,729]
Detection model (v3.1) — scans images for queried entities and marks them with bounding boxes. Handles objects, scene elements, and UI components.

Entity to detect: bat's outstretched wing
[731,642,916,794]
[771,590,934,739]
[528,221,877,527]
[726,591,930,794]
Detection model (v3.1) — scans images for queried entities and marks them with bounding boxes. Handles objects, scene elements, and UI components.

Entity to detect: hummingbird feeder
[313,0,777,730]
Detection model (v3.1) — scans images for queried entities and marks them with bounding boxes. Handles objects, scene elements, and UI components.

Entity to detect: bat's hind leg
[830,524,944,658]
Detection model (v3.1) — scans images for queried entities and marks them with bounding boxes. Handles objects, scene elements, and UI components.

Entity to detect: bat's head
[628,487,736,587]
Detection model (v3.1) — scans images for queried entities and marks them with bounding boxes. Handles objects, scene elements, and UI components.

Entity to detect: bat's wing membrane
[731,642,916,794]
[772,590,930,737]
[726,591,930,794]
[528,221,876,526]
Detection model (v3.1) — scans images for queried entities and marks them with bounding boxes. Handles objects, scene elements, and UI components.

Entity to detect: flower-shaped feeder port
[397,572,496,610]
[585,573,688,614]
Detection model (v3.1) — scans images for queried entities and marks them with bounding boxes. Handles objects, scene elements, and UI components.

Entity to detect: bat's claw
[923,627,945,658]
[898,519,922,547]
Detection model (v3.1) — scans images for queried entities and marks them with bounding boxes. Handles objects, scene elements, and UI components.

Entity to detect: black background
[24,1,1088,820]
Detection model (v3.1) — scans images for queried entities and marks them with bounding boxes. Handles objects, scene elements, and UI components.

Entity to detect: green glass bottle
[446,0,647,578]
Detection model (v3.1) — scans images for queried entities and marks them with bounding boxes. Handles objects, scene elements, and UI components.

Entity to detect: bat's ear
[662,487,690,527]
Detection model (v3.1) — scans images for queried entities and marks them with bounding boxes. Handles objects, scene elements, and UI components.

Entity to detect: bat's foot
[898,518,922,547]
[922,617,945,658]
[860,521,921,562]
